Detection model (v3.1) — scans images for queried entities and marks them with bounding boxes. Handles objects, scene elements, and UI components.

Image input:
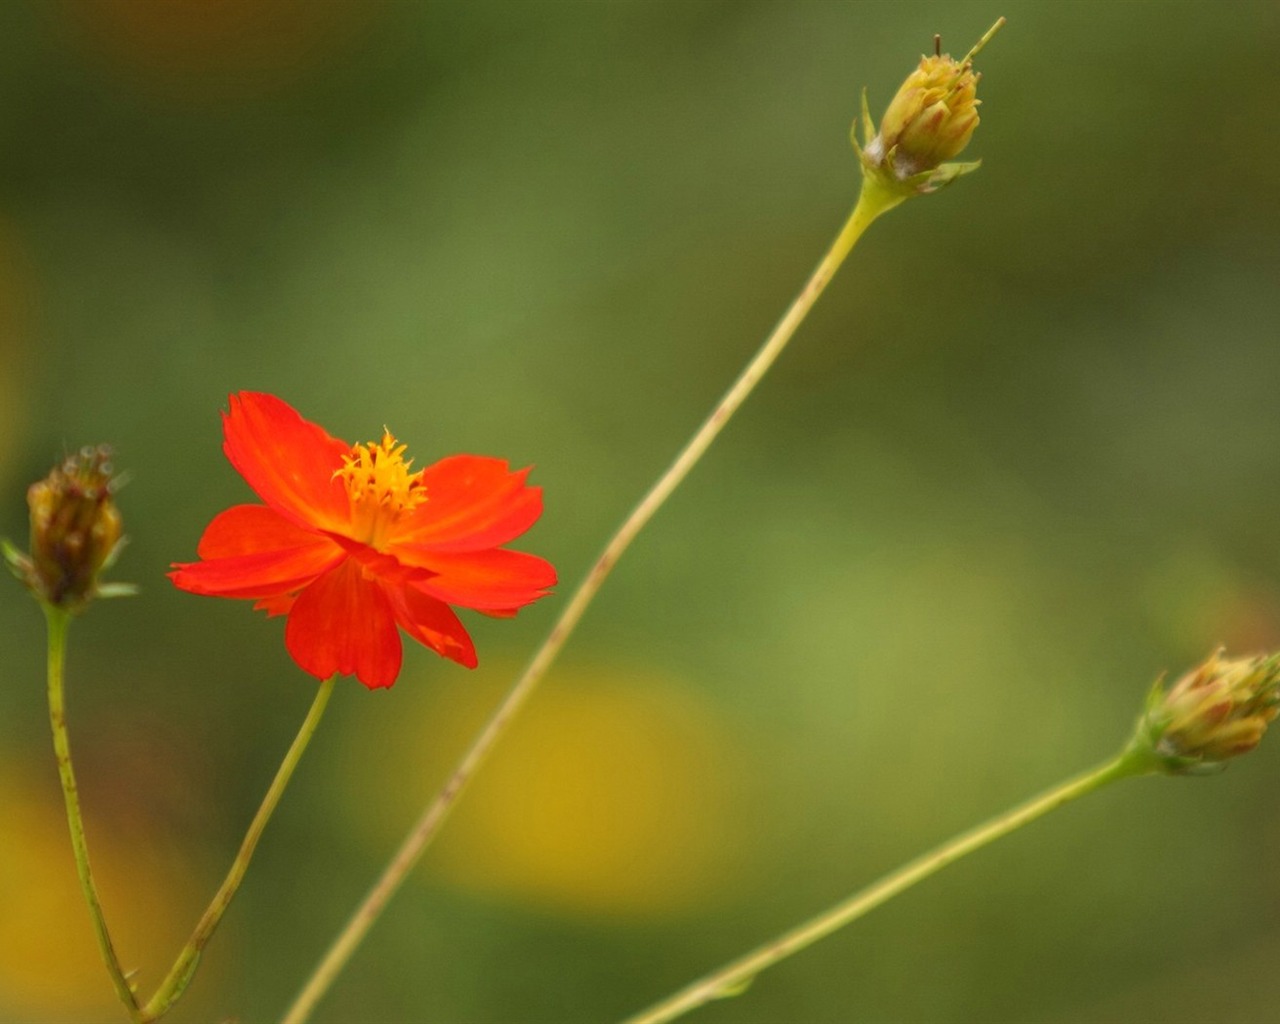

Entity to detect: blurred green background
[2,1,1279,1021]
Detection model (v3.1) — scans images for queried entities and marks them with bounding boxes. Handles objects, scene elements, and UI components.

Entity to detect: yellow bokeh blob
[0,762,205,1021]
[341,663,757,921]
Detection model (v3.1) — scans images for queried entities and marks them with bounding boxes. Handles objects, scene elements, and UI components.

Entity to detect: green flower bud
[3,446,128,612]
[1133,650,1280,775]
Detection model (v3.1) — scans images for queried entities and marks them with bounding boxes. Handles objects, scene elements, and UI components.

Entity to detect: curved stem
[44,605,143,1021]
[623,751,1152,1024]
[282,180,903,1024]
[139,675,337,1023]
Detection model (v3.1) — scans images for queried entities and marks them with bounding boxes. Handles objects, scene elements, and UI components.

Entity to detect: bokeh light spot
[341,663,757,921]
[0,219,37,487]
[54,0,383,100]
[0,761,203,1021]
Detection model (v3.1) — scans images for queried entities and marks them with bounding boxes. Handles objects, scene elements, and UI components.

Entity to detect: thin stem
[962,15,1006,65]
[623,751,1152,1024]
[282,180,903,1024]
[139,676,337,1023]
[44,605,143,1021]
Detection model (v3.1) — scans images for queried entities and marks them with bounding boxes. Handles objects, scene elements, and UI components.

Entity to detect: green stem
[281,180,903,1024]
[139,675,337,1023]
[623,751,1154,1024]
[43,605,143,1021]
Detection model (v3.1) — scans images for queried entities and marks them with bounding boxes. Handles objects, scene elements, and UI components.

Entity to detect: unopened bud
[1133,649,1280,775]
[854,18,1003,196]
[873,55,979,175]
[3,446,128,612]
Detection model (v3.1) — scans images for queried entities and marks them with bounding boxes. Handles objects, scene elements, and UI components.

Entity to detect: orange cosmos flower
[169,392,555,689]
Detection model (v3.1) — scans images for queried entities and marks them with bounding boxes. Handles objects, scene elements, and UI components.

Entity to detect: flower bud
[854,19,1003,196]
[4,446,126,611]
[871,55,980,177]
[1134,650,1280,775]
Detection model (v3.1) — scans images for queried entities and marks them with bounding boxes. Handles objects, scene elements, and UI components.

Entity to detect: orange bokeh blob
[0,217,37,486]
[53,0,383,100]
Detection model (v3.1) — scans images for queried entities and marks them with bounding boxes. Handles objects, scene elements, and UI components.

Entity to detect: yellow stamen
[334,429,427,545]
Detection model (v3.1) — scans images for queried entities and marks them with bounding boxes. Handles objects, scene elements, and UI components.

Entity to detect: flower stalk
[283,22,1003,1020]
[623,753,1145,1024]
[623,647,1280,1023]
[9,449,142,1019]
[44,605,143,1021]
[138,675,336,1023]
[282,132,911,1024]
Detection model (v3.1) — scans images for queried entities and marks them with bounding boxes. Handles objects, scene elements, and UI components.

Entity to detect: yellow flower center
[334,429,427,546]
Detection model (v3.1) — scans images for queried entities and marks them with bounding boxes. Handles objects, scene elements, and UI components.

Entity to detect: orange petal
[386,583,478,668]
[194,503,323,558]
[169,541,343,599]
[284,559,403,688]
[221,392,352,534]
[398,548,556,613]
[327,533,437,586]
[391,456,543,553]
[253,593,297,617]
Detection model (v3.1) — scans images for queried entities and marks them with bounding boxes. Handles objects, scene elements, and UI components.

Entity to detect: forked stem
[282,175,906,1024]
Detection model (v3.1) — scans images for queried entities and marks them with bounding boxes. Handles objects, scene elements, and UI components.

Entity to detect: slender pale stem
[962,16,1006,65]
[282,179,904,1024]
[624,751,1153,1024]
[44,605,143,1021]
[139,676,337,1023]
